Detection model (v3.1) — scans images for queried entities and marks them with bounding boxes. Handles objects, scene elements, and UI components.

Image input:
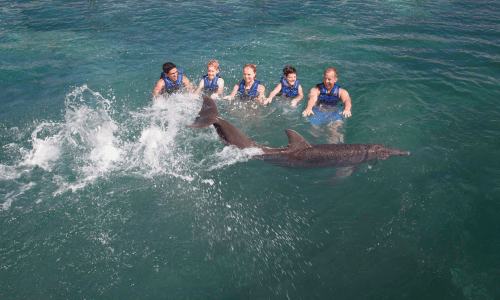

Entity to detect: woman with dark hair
[265,65,303,106]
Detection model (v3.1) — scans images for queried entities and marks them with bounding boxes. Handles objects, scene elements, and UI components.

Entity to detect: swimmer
[265,66,303,106]
[302,68,352,117]
[194,60,225,99]
[153,62,194,96]
[223,64,266,103]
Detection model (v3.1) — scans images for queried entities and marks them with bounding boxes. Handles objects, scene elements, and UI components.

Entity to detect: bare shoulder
[153,79,165,95]
[339,88,350,97]
[309,86,320,95]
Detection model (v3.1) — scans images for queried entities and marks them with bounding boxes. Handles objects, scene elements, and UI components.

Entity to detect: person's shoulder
[339,87,350,96]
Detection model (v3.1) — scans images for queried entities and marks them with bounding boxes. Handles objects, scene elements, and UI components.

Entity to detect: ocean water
[1,0,499,299]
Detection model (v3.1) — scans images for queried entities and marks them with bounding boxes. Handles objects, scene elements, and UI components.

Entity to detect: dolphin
[187,95,410,168]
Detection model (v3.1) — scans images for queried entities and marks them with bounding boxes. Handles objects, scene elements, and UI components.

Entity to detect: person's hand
[211,93,220,99]
[291,100,299,107]
[342,110,352,118]
[222,95,233,100]
[302,108,314,116]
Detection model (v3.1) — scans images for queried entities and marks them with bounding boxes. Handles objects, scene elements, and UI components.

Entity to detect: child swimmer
[264,66,303,106]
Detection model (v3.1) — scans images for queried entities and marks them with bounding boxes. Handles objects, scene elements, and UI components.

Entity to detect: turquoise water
[1,0,499,298]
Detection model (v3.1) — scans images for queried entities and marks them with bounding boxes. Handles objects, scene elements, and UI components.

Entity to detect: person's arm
[153,79,165,96]
[265,84,282,104]
[212,78,225,99]
[193,79,205,97]
[302,87,320,116]
[291,85,304,107]
[257,84,266,103]
[339,88,352,118]
[223,84,239,100]
[182,76,194,92]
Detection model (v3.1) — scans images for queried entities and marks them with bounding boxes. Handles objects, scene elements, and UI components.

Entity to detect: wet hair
[243,64,257,74]
[325,68,338,78]
[207,60,220,71]
[283,66,297,77]
[162,62,177,74]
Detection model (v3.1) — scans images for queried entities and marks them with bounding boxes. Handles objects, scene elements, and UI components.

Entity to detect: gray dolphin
[187,95,410,168]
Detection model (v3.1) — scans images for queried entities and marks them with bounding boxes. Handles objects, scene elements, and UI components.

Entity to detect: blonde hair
[325,68,338,77]
[207,60,219,71]
[243,64,257,73]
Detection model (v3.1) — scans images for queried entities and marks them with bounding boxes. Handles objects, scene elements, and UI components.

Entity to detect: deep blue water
[1,0,500,299]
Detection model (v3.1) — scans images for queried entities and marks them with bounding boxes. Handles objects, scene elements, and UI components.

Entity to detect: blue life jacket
[317,83,341,105]
[203,73,220,91]
[237,79,260,101]
[279,77,300,97]
[161,69,184,93]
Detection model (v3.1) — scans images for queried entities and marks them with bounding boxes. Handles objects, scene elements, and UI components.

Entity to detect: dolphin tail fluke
[186,95,219,129]
[187,95,261,149]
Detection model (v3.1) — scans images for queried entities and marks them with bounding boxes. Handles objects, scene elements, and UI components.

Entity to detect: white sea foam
[20,122,62,171]
[2,182,36,210]
[5,86,256,200]
[207,146,262,171]
[0,164,20,181]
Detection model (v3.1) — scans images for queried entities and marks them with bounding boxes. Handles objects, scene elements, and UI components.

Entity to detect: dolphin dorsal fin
[285,129,312,151]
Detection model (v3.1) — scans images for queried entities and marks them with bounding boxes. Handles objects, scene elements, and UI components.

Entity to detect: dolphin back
[187,95,410,167]
[212,119,262,149]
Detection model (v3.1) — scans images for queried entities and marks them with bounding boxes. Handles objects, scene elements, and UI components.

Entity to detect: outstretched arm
[212,78,225,99]
[257,84,266,103]
[340,88,352,118]
[302,87,320,116]
[183,76,194,92]
[291,85,304,106]
[265,84,282,105]
[153,79,165,96]
[193,79,205,97]
[223,84,239,100]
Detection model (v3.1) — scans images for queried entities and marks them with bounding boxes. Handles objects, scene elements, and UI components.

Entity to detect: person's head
[207,60,219,79]
[323,68,338,88]
[283,66,297,86]
[243,64,257,83]
[162,62,178,81]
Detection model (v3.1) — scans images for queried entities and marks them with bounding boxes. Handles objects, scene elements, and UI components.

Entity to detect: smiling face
[167,67,179,82]
[285,73,297,86]
[243,67,256,84]
[323,70,337,90]
[207,66,218,80]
